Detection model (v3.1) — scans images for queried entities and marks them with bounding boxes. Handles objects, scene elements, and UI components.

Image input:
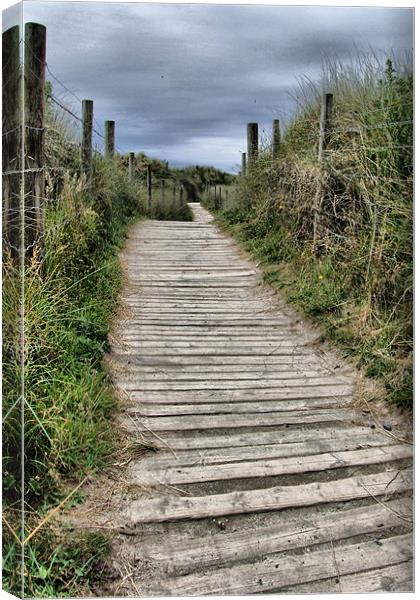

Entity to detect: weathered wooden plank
[127,397,352,416]
[124,292,267,299]
[126,270,256,274]
[117,326,300,341]
[141,534,413,595]
[131,445,411,486]
[134,272,257,279]
[118,317,293,325]
[118,376,351,391]
[131,499,412,575]
[108,358,331,375]
[116,339,315,348]
[114,348,313,360]
[129,468,412,523]
[114,378,352,392]
[111,368,335,381]
[120,299,274,304]
[118,316,288,322]
[131,430,399,469]
[130,284,256,290]
[127,408,355,431]
[120,424,374,450]
[125,386,353,402]
[109,353,330,366]
[118,336,314,346]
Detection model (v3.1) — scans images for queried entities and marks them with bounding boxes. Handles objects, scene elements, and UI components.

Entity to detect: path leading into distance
[108,203,413,594]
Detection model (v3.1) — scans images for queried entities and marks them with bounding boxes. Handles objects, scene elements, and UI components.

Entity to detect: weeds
[2,162,140,595]
[3,520,110,598]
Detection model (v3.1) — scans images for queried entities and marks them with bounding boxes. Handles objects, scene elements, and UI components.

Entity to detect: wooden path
[109,203,413,595]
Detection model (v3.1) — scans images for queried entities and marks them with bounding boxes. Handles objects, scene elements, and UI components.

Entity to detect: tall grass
[206,55,413,410]
[3,159,145,596]
[2,87,192,596]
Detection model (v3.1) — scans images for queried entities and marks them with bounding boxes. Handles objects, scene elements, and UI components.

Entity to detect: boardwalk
[108,203,413,594]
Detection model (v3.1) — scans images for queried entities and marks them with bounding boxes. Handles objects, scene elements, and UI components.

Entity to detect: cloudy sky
[3,1,414,172]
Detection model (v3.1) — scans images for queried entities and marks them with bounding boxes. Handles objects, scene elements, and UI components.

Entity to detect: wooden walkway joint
[108,203,413,595]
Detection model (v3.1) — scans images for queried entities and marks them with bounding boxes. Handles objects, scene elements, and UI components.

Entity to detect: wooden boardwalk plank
[119,424,378,451]
[126,397,352,414]
[130,445,411,486]
[128,408,356,431]
[110,353,337,366]
[118,376,352,391]
[129,468,412,523]
[125,386,353,402]
[141,534,412,595]
[133,431,400,468]
[132,499,412,575]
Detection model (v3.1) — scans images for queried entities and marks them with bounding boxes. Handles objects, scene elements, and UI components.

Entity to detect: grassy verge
[203,56,412,412]
[2,97,194,595]
[2,157,146,596]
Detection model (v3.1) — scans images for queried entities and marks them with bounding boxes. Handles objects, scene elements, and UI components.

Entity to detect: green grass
[3,523,110,598]
[2,156,144,596]
[3,100,195,595]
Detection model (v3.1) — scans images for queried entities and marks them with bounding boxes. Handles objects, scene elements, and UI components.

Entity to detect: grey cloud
[3,2,414,172]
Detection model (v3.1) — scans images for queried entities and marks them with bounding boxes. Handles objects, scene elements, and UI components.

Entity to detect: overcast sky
[3,1,414,172]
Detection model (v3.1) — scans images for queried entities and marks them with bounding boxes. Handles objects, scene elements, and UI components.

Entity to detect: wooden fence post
[313,93,333,247]
[180,186,184,206]
[105,120,115,158]
[272,119,281,160]
[219,186,222,209]
[128,152,135,181]
[241,152,247,175]
[318,93,333,161]
[81,99,93,175]
[160,180,165,204]
[247,123,258,166]
[172,183,176,204]
[2,25,22,258]
[147,164,152,210]
[24,22,46,256]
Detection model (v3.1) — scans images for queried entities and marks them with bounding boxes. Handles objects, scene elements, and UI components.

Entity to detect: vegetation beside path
[204,56,413,412]
[3,117,144,597]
